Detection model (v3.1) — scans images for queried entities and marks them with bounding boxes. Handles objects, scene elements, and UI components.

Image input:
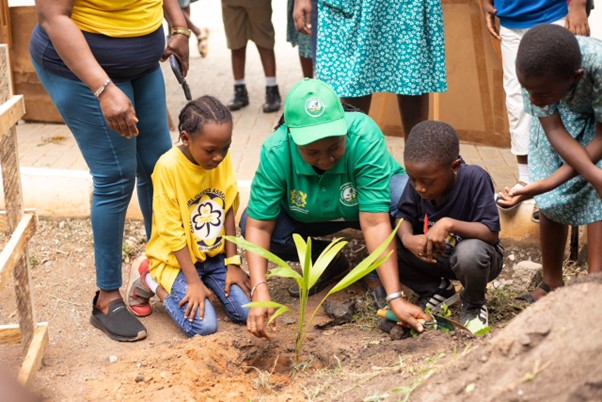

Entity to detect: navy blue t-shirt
[395,160,500,240]
[30,24,165,81]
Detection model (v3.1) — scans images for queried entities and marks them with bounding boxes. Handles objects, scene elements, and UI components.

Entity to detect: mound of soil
[413,274,602,402]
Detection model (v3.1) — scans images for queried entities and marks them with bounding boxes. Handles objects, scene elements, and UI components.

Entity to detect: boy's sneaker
[460,303,489,334]
[125,257,154,317]
[417,278,459,312]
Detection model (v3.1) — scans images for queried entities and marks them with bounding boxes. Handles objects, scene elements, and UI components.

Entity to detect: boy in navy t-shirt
[394,121,503,333]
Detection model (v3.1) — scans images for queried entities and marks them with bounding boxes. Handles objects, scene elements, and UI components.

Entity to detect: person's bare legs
[530,213,568,300]
[299,56,313,78]
[231,46,246,81]
[397,94,429,139]
[342,94,372,114]
[257,45,281,113]
[256,45,276,77]
[587,220,602,274]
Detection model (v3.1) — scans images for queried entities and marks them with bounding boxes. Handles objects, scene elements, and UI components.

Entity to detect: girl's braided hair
[178,95,232,139]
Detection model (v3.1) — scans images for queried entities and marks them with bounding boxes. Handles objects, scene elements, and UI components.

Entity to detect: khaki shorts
[221,0,275,50]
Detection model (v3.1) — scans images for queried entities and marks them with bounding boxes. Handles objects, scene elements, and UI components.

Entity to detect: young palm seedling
[225,220,402,363]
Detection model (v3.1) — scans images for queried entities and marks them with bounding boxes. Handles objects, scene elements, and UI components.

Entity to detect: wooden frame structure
[0,43,47,386]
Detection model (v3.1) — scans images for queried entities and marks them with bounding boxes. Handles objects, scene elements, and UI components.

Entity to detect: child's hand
[496,186,526,208]
[508,181,545,199]
[179,281,211,322]
[481,0,500,40]
[425,218,452,258]
[225,265,251,298]
[402,234,437,264]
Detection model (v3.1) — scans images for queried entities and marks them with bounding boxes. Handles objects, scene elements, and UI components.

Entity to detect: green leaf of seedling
[267,266,303,283]
[326,219,402,296]
[243,301,290,325]
[308,238,348,289]
[224,235,289,269]
[293,234,312,290]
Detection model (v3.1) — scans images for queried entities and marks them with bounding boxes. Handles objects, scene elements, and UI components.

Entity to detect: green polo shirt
[247,112,403,223]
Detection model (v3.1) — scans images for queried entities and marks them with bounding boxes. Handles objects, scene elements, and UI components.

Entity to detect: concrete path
[3,0,539,242]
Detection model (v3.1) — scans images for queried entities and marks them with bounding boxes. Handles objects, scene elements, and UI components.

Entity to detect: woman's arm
[162,0,190,75]
[36,0,137,138]
[244,217,277,339]
[360,212,429,332]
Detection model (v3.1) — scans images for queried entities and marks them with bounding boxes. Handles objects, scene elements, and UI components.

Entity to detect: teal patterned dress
[525,36,602,225]
[316,0,447,97]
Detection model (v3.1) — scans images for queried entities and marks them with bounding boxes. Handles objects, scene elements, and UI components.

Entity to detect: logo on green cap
[304,97,325,118]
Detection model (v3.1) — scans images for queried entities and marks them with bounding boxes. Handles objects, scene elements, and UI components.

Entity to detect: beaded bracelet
[171,27,192,38]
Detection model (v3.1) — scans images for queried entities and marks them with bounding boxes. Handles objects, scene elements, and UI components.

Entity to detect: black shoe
[417,278,459,312]
[263,85,281,113]
[288,253,349,298]
[90,291,147,342]
[227,84,249,111]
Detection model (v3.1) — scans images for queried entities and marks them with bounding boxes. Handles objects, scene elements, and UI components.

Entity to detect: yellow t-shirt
[71,0,164,38]
[146,147,240,293]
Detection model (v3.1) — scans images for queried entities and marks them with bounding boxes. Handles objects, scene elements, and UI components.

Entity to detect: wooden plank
[0,212,36,287]
[0,323,22,344]
[0,44,11,104]
[0,209,35,232]
[0,95,24,140]
[0,0,11,47]
[17,323,49,387]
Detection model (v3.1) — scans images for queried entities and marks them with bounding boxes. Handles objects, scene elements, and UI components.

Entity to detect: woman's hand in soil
[402,234,437,264]
[225,265,251,298]
[247,286,275,339]
[98,84,139,139]
[179,281,211,322]
[389,298,429,333]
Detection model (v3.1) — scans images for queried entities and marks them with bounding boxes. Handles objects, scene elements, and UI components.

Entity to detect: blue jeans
[163,255,250,337]
[33,62,172,290]
[240,173,408,270]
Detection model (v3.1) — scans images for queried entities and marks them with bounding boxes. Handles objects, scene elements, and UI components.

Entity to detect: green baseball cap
[284,78,347,146]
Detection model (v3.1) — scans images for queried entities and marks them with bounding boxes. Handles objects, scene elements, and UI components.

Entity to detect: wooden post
[0,43,47,386]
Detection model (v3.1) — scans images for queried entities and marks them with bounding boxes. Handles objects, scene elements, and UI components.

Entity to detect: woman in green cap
[240,78,429,339]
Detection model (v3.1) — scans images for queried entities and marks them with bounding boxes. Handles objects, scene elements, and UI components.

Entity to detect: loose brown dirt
[0,218,598,402]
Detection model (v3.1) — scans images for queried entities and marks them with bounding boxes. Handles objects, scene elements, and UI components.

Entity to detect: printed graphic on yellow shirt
[290,189,309,214]
[339,182,358,207]
[190,190,225,252]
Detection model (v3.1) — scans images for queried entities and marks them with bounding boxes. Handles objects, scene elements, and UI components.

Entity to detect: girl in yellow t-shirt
[126,96,250,337]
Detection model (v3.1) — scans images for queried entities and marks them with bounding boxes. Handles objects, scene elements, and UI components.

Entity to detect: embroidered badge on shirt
[339,182,358,206]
